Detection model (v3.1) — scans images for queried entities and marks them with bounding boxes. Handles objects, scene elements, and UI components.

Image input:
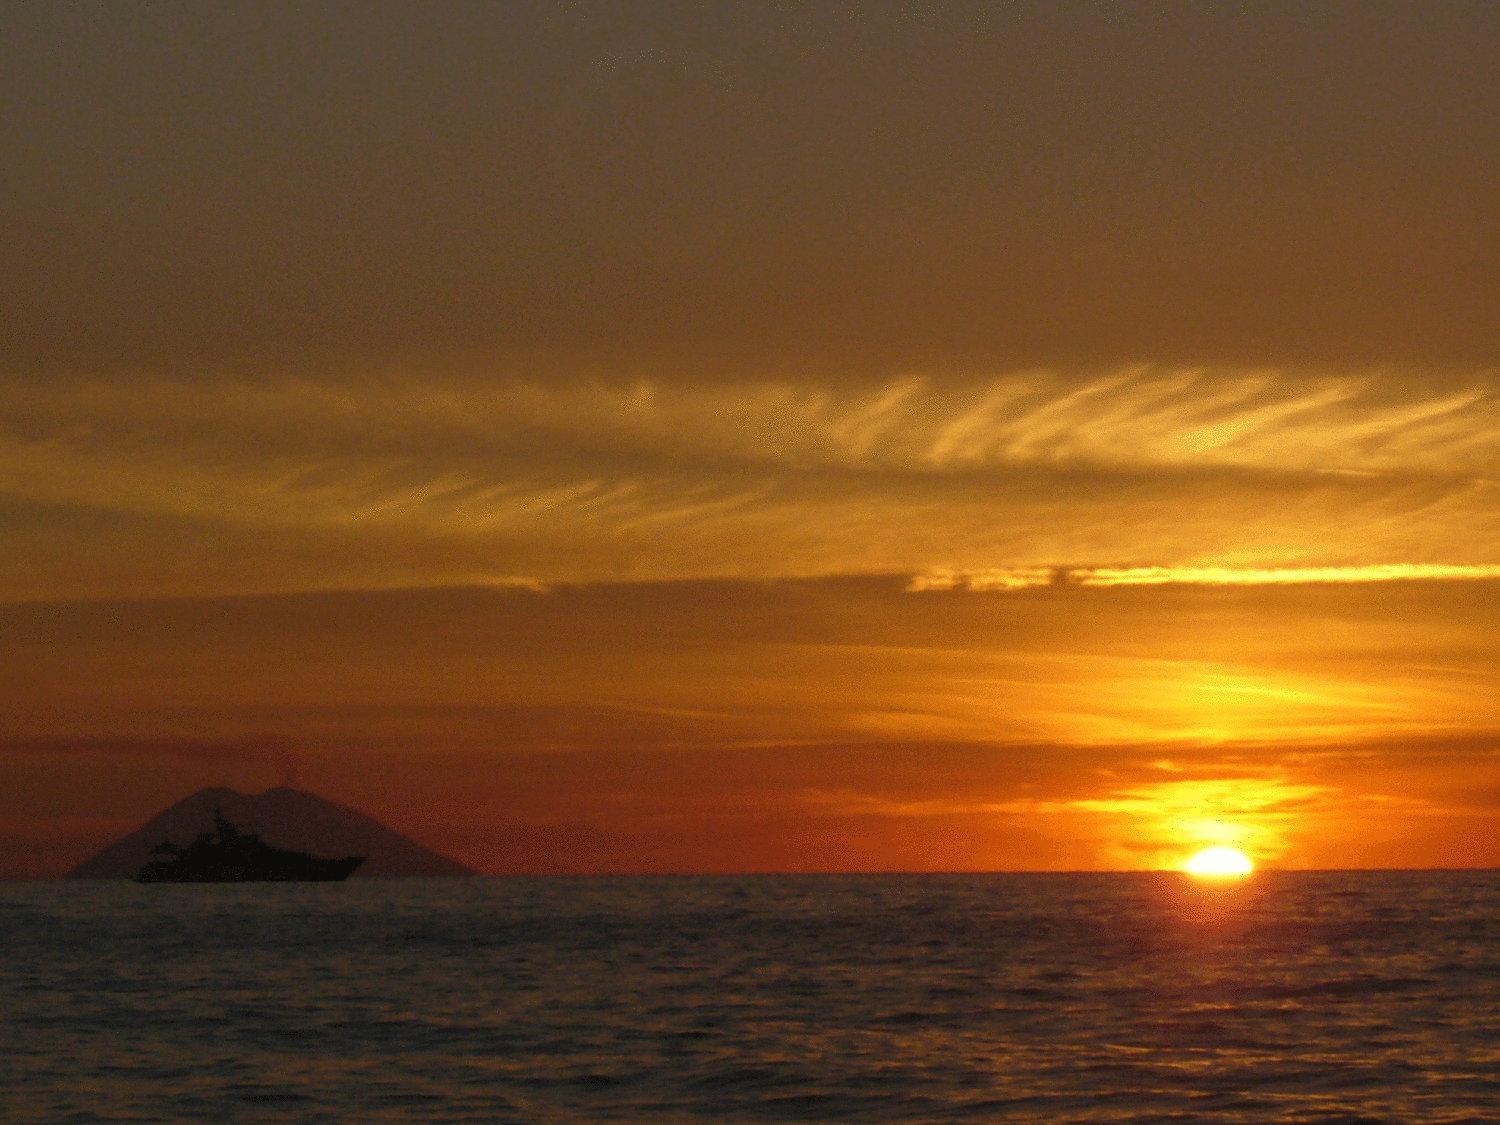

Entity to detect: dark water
[3,872,1497,1121]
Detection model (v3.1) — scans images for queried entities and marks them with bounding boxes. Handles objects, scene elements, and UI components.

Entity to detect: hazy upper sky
[2,2,1495,875]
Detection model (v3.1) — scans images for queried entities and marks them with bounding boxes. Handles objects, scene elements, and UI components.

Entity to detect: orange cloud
[3,577,1495,875]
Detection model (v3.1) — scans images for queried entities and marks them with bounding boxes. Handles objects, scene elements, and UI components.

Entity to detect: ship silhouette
[68,786,474,879]
[136,806,364,883]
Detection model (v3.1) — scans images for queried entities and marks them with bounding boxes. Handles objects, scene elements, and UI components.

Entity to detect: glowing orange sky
[1,3,1496,875]
[4,576,1496,876]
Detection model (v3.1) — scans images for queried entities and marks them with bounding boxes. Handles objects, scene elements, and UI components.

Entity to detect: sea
[2,872,1497,1121]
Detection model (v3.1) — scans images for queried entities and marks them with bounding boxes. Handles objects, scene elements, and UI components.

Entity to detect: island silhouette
[67,786,474,879]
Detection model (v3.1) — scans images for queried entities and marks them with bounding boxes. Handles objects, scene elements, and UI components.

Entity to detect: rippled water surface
[3,872,1497,1120]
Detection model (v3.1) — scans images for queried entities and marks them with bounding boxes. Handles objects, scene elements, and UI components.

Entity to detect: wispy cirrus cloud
[0,366,1494,599]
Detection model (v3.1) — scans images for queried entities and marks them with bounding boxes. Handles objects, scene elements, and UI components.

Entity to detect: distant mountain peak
[68,786,475,879]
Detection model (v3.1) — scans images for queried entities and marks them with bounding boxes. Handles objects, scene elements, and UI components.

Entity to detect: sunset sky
[3,2,1496,876]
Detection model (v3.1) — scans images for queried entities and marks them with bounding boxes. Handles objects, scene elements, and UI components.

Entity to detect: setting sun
[1183,846,1255,878]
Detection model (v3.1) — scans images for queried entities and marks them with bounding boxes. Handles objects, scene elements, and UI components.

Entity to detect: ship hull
[136,855,365,883]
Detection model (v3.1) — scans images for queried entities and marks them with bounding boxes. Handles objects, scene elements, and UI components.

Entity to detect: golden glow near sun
[1183,846,1255,878]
